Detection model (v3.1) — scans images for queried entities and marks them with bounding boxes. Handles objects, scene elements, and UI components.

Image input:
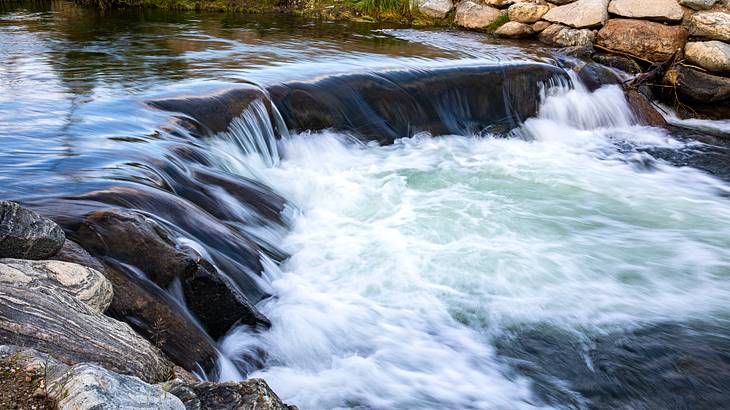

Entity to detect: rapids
[2,2,730,409]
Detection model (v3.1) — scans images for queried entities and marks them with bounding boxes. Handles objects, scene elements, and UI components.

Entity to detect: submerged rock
[454,0,503,29]
[685,11,730,42]
[0,201,64,260]
[543,0,608,28]
[685,41,730,74]
[0,258,113,313]
[539,24,595,47]
[0,281,175,383]
[167,379,297,410]
[607,0,683,22]
[596,19,687,61]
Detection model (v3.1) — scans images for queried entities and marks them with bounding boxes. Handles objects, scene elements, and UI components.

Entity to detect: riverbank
[71,0,730,118]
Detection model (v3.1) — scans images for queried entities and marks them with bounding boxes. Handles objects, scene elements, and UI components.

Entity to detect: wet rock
[543,0,608,28]
[495,21,535,37]
[508,1,550,23]
[50,239,219,374]
[414,0,453,18]
[100,260,220,374]
[167,379,297,410]
[596,19,687,61]
[0,201,64,260]
[574,61,621,90]
[592,54,642,74]
[626,88,668,126]
[539,23,595,47]
[664,64,730,103]
[607,0,683,22]
[49,363,185,410]
[0,282,175,383]
[686,11,730,42]
[455,0,503,29]
[0,258,112,313]
[679,0,717,10]
[685,41,730,73]
[74,208,270,339]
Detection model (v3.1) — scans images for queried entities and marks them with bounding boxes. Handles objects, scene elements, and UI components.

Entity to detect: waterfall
[214,98,282,167]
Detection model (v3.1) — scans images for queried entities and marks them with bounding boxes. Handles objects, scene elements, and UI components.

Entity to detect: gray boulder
[0,281,176,383]
[543,0,608,28]
[686,11,730,42]
[0,258,113,312]
[413,0,454,18]
[539,23,595,46]
[679,0,717,10]
[166,379,297,410]
[0,201,64,260]
[455,0,504,29]
[607,0,684,22]
[50,363,186,410]
[685,41,730,73]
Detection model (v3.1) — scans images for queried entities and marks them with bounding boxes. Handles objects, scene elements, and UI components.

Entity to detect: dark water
[3,2,730,409]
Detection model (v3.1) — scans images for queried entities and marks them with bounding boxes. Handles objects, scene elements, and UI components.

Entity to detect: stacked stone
[442,0,729,106]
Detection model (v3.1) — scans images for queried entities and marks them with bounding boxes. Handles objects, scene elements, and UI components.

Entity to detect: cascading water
[210,71,730,409]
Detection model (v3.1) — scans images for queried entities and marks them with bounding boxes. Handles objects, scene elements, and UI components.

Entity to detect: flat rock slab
[0,258,113,313]
[0,282,175,384]
[543,0,608,28]
[0,201,64,260]
[608,0,683,22]
[686,11,730,42]
[597,19,687,61]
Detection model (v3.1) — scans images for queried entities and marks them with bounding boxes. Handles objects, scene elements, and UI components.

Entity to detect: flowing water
[2,2,730,409]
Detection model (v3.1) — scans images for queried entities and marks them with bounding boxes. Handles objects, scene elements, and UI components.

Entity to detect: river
[2,2,730,409]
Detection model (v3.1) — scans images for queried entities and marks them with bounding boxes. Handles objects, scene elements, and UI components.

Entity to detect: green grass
[484,12,508,34]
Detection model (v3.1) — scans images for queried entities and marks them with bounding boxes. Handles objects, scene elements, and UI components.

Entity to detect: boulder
[0,201,64,260]
[455,0,504,29]
[539,23,595,46]
[50,363,186,410]
[166,379,297,410]
[664,64,730,103]
[679,0,717,10]
[685,11,730,42]
[607,0,684,22]
[596,19,687,61]
[508,1,550,22]
[543,0,608,28]
[495,21,535,37]
[0,258,112,313]
[486,0,514,7]
[685,41,730,73]
[532,20,551,31]
[0,283,175,383]
[74,209,270,339]
[547,0,578,3]
[413,0,454,18]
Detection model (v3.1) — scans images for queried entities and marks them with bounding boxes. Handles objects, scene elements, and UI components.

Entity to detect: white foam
[212,80,730,409]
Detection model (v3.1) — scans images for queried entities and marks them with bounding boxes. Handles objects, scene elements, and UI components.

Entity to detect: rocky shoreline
[0,200,296,409]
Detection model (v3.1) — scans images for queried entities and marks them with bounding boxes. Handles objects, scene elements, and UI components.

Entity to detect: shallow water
[2,2,730,409]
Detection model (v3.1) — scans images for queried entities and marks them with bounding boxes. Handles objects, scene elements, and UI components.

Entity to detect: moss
[483,12,508,34]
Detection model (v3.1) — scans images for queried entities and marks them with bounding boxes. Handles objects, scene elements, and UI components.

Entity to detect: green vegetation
[484,12,508,34]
